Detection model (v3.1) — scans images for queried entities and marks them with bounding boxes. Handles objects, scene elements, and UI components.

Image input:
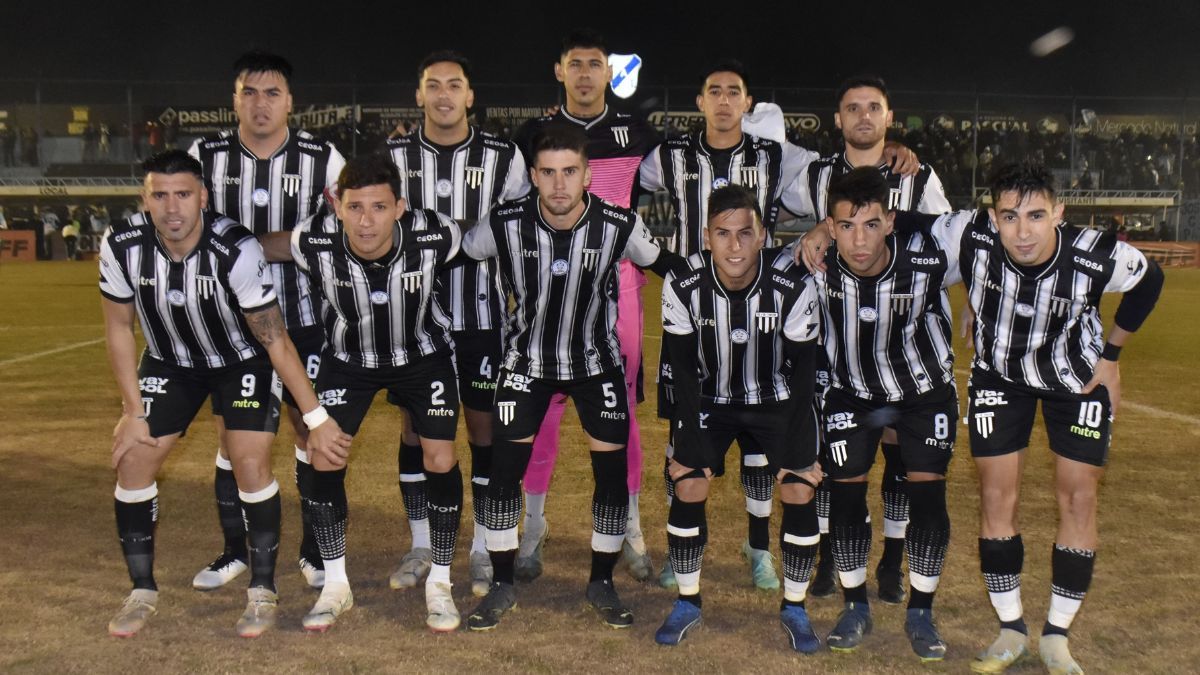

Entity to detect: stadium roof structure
[973,189,1180,209]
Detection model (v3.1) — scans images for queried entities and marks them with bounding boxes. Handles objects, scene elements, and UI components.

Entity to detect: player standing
[101,151,348,638]
[188,51,345,591]
[654,185,823,651]
[510,29,662,581]
[383,50,529,598]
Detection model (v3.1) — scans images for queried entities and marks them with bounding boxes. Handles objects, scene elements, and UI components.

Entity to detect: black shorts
[673,400,818,477]
[211,324,324,412]
[968,367,1112,467]
[656,339,676,420]
[316,352,460,439]
[388,329,501,413]
[821,382,958,480]
[492,367,629,444]
[139,353,280,438]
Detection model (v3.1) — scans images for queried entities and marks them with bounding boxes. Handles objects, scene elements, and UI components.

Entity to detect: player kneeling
[656,185,823,652]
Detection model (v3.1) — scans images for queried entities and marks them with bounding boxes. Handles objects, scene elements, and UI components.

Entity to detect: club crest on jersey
[730,328,750,344]
[581,248,600,271]
[891,293,913,315]
[435,178,453,198]
[754,312,779,332]
[1049,296,1071,317]
[1015,302,1035,318]
[370,290,389,305]
[464,167,485,189]
[252,188,270,207]
[166,289,187,307]
[195,275,217,300]
[551,259,570,276]
[858,306,878,322]
[888,188,903,210]
[712,177,730,190]
[282,174,302,197]
[739,167,759,188]
[401,271,423,293]
[611,126,630,147]
[975,411,995,438]
[829,440,848,466]
[498,401,516,426]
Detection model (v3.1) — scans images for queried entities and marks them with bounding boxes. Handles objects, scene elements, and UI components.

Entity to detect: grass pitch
[1,261,1197,673]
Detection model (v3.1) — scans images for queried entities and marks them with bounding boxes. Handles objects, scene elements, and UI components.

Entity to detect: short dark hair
[989,161,1056,205]
[827,167,890,216]
[531,125,589,164]
[835,74,889,108]
[418,50,472,83]
[142,150,203,180]
[707,185,762,225]
[561,28,608,59]
[337,153,401,200]
[233,50,293,86]
[701,59,749,92]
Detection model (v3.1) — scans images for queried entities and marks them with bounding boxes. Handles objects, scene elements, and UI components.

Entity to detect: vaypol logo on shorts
[436,178,453,198]
[370,290,389,305]
[551,259,569,276]
[1015,303,1035,317]
[166,289,187,306]
[730,328,749,344]
[252,188,270,207]
[858,307,878,322]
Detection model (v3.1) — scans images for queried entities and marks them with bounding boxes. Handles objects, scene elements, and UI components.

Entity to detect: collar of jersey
[560,105,610,129]
[238,128,292,161]
[832,232,898,282]
[534,193,592,233]
[837,151,889,174]
[417,125,475,154]
[697,131,744,157]
[704,249,765,299]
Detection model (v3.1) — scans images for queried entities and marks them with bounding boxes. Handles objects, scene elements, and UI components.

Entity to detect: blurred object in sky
[1030,27,1075,57]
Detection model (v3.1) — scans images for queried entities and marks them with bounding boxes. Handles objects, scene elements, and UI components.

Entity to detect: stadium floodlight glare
[609,53,642,99]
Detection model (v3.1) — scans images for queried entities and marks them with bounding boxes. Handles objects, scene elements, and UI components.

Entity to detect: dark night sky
[4,1,1197,98]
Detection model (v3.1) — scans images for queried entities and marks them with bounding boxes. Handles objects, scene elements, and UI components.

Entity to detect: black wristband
[1101,343,1122,361]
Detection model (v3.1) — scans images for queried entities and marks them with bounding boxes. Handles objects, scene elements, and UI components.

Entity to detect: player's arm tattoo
[244,304,286,348]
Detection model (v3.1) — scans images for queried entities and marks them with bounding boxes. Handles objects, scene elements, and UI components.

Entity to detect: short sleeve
[783,278,821,343]
[621,215,662,266]
[661,276,694,336]
[1104,241,1150,293]
[462,214,499,260]
[639,147,665,191]
[780,164,816,218]
[501,151,531,202]
[230,237,278,311]
[98,230,134,302]
[918,168,953,214]
[779,143,820,198]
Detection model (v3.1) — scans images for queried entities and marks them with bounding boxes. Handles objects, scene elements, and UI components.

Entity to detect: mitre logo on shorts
[600,409,627,420]
[829,440,848,466]
[826,412,857,431]
[498,401,516,425]
[139,377,169,394]
[318,388,348,406]
[427,406,455,417]
[974,389,1008,407]
[501,372,532,393]
[974,411,995,438]
[401,271,423,293]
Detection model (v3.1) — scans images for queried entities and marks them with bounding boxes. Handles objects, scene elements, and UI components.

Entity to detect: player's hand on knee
[308,421,352,468]
[111,414,157,468]
[1082,358,1121,418]
[796,224,832,274]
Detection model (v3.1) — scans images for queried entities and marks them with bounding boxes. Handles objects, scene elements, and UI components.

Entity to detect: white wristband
[302,405,330,430]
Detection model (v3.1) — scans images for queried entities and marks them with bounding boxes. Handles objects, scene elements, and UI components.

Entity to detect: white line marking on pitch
[0,337,105,367]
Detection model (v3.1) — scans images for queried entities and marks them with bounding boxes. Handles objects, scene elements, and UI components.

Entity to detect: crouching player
[655,185,823,651]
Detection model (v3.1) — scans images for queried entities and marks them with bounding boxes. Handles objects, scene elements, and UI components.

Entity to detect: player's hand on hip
[1083,357,1121,418]
[308,420,353,468]
[111,414,157,469]
[796,223,832,274]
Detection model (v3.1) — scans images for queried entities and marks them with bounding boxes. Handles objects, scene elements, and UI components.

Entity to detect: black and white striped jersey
[639,132,819,256]
[462,193,662,381]
[950,210,1151,393]
[662,248,820,405]
[384,126,529,332]
[99,212,277,369]
[189,128,345,331]
[782,152,951,221]
[290,209,461,369]
[815,212,970,402]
